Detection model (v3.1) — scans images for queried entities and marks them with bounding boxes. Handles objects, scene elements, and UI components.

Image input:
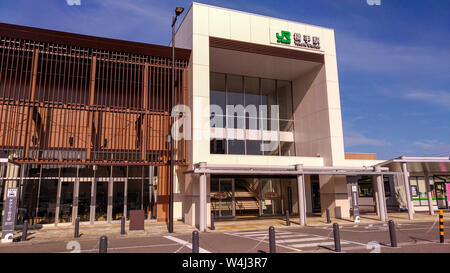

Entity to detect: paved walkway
[6,221,197,244]
[213,211,450,231]
[3,211,448,245]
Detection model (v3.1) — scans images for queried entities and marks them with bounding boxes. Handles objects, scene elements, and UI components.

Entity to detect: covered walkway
[213,211,450,232]
[375,156,450,219]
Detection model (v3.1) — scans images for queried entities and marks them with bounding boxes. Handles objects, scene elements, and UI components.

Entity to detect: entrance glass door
[261,178,282,216]
[211,178,233,218]
[435,182,448,209]
[59,181,74,223]
[311,176,321,213]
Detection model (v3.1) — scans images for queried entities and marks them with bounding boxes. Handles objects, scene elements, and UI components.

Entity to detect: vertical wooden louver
[0,27,189,167]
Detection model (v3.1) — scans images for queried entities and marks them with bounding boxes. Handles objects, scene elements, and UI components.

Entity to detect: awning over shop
[375,156,450,174]
[184,163,397,176]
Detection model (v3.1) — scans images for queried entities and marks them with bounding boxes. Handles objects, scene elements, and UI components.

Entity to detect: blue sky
[1,0,449,159]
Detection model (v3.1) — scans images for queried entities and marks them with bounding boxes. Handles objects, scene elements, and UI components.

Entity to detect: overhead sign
[271,29,321,50]
[213,192,228,200]
[1,188,18,244]
[264,192,279,199]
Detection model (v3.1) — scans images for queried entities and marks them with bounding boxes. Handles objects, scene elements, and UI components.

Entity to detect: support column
[55,180,62,226]
[72,178,80,225]
[375,166,387,221]
[296,164,306,226]
[148,166,153,220]
[72,166,80,225]
[424,171,434,215]
[124,177,128,219]
[401,162,414,220]
[90,177,96,224]
[232,179,236,217]
[372,176,380,216]
[54,167,61,226]
[107,168,113,223]
[199,162,207,232]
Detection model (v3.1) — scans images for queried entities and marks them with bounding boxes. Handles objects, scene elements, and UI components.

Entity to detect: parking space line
[290,241,350,248]
[164,236,211,253]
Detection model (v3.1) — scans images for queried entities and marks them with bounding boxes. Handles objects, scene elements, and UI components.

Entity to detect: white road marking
[224,232,302,252]
[245,232,292,237]
[57,243,180,253]
[277,237,328,244]
[259,234,310,239]
[290,241,350,248]
[163,235,211,253]
[232,231,269,235]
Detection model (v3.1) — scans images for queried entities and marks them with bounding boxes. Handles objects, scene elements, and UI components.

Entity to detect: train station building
[0,3,449,231]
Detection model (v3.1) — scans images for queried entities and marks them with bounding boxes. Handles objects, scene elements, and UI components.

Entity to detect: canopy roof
[375,156,450,174]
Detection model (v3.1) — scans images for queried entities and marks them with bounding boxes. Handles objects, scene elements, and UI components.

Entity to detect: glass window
[277,80,293,120]
[227,116,245,129]
[263,140,280,156]
[358,176,391,197]
[244,77,260,120]
[209,73,295,157]
[59,182,74,223]
[37,180,58,224]
[210,139,226,154]
[226,75,244,115]
[228,140,245,154]
[261,178,282,216]
[246,140,262,155]
[279,120,294,132]
[246,117,259,130]
[112,182,124,220]
[127,179,142,217]
[210,73,226,114]
[261,79,277,119]
[210,114,225,128]
[78,182,91,222]
[280,142,295,156]
[95,181,108,221]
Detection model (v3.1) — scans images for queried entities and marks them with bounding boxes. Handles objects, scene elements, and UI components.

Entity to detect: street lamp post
[168,6,184,233]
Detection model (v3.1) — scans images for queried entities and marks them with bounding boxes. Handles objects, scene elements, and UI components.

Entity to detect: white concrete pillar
[376,174,386,221]
[295,164,306,226]
[424,171,434,215]
[401,162,414,220]
[199,162,207,232]
[372,176,380,216]
[374,166,387,221]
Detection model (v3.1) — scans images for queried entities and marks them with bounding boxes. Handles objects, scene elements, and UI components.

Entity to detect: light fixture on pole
[168,6,184,233]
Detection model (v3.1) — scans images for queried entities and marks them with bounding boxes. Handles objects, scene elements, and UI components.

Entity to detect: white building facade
[172,3,449,231]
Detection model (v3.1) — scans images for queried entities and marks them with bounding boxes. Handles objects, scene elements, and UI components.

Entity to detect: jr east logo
[275,30,320,50]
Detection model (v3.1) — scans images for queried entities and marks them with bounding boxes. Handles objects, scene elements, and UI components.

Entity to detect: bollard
[211,212,215,231]
[326,209,331,224]
[121,216,125,235]
[21,220,28,242]
[99,235,108,253]
[192,231,199,253]
[333,223,341,252]
[269,226,276,253]
[388,220,397,247]
[285,210,290,226]
[439,210,444,243]
[74,218,80,238]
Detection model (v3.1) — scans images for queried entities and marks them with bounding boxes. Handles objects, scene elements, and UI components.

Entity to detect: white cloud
[344,131,391,147]
[343,119,391,148]
[66,0,81,6]
[403,90,450,108]
[412,139,450,156]
[336,32,450,75]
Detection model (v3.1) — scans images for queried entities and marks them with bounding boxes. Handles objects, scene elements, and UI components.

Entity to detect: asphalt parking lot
[0,220,448,253]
